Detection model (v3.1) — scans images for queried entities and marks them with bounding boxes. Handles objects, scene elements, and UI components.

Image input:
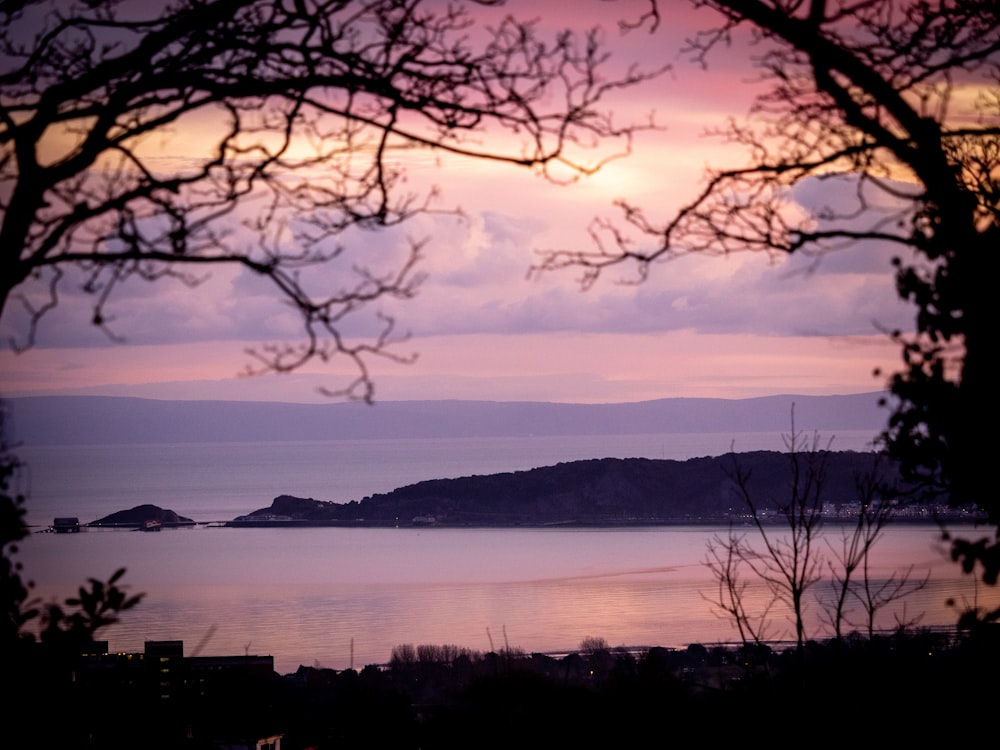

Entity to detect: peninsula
[228,451,964,528]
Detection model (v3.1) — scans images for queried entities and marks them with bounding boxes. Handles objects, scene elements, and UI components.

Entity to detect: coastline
[51,514,988,531]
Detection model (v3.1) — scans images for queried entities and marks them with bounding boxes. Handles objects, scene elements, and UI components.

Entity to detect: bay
[14,429,997,676]
[18,524,992,676]
[16,430,883,528]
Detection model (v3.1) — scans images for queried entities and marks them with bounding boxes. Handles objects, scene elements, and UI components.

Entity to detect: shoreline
[37,516,989,532]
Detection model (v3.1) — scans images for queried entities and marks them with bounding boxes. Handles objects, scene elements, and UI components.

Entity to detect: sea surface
[16,431,885,528]
[13,430,998,675]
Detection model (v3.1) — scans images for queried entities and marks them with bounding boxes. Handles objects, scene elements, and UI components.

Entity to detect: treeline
[235,629,1000,747]
[18,629,997,748]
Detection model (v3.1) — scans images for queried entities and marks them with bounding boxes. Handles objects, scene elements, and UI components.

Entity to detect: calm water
[13,431,996,675]
[16,431,884,528]
[18,524,992,675]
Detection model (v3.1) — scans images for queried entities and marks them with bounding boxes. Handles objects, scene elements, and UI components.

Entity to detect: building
[67,639,283,746]
[51,516,81,533]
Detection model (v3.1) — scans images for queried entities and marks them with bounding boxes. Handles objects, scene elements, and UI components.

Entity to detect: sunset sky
[0,1,913,405]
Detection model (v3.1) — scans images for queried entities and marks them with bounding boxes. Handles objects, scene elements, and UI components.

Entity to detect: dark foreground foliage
[7,627,997,748]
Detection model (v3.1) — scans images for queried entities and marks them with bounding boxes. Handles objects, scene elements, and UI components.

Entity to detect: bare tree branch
[534,0,999,581]
[705,407,828,662]
[822,454,928,639]
[0,0,663,401]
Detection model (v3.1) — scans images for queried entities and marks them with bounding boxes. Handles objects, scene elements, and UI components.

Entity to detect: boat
[140,519,162,532]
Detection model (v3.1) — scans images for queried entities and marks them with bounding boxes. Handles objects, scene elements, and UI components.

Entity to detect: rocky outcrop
[230,495,333,523]
[91,503,195,528]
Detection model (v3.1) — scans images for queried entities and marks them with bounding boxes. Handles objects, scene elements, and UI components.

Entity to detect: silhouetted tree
[0,401,33,648]
[1,403,143,654]
[0,0,657,401]
[536,0,1000,593]
[710,413,828,660]
[1,402,144,745]
[705,526,775,653]
[705,413,932,665]
[822,457,927,639]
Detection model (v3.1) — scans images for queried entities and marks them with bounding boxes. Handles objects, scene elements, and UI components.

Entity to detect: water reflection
[19,524,997,674]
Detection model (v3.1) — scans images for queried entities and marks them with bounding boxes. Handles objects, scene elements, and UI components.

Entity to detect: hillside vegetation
[231,451,943,527]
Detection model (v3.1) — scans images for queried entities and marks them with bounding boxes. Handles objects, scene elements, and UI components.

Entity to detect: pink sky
[0,1,912,404]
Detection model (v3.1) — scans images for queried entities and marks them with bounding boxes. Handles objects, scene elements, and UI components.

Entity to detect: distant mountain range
[4,392,890,446]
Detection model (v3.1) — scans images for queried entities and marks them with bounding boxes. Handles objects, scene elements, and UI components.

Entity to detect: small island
[88,503,195,530]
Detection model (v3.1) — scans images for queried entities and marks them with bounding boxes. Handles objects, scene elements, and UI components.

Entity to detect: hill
[89,504,195,529]
[230,450,926,527]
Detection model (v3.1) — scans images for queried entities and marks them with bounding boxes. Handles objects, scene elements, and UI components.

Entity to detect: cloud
[377,200,914,341]
[2,173,915,357]
[0,4,924,404]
